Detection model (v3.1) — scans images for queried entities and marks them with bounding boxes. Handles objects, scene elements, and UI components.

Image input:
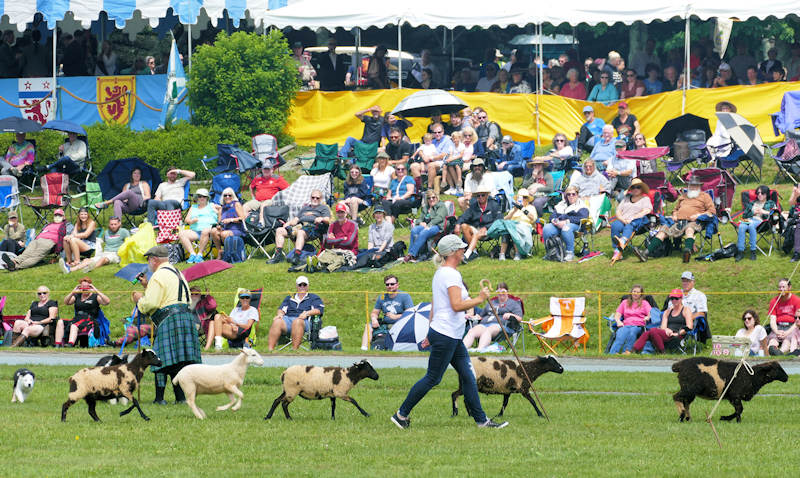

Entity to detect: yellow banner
[97,75,136,126]
[287,82,800,147]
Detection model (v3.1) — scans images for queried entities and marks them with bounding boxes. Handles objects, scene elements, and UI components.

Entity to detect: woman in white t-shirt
[735,309,768,356]
[370,154,395,199]
[391,235,507,430]
[209,291,259,350]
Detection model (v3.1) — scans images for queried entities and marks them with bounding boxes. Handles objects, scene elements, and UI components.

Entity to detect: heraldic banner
[18,78,56,125]
[97,75,136,126]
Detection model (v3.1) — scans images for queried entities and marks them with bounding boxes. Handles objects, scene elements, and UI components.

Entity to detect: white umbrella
[390,89,466,118]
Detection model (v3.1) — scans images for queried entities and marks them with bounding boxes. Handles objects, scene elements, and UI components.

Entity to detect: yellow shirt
[506,204,538,227]
[137,262,190,315]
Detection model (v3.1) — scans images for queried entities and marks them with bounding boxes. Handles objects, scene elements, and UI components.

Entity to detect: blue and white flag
[159,36,186,128]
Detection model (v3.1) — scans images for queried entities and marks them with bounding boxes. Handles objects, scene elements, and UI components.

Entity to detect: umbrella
[42,119,87,136]
[386,302,431,351]
[390,89,467,118]
[183,259,232,282]
[655,114,712,146]
[97,157,162,200]
[115,263,152,283]
[0,116,42,133]
[716,112,765,166]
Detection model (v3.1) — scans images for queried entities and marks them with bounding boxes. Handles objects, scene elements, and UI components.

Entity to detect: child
[410,133,437,178]
[112,291,152,346]
[443,131,464,195]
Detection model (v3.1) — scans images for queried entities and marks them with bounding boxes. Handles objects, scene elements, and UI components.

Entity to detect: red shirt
[769,294,800,324]
[323,220,358,254]
[250,175,288,201]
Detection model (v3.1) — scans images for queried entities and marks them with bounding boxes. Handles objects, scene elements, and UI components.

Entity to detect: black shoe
[792,252,800,263]
[769,346,783,356]
[788,349,800,356]
[268,250,285,264]
[734,250,743,262]
[152,399,168,405]
[290,253,303,266]
[632,246,648,263]
[391,413,410,429]
[478,419,509,429]
[2,254,16,271]
[750,250,757,261]
[682,251,690,263]
[174,399,187,405]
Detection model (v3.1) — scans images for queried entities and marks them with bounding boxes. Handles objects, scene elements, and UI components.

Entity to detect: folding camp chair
[244,204,288,260]
[303,143,345,195]
[67,181,103,222]
[22,172,69,229]
[730,189,783,256]
[0,175,20,216]
[769,139,800,184]
[59,135,94,191]
[227,288,263,348]
[210,172,241,205]
[270,173,332,219]
[155,209,183,245]
[526,297,588,355]
[251,134,286,171]
[356,175,376,225]
[277,313,322,352]
[201,144,261,176]
[350,141,378,173]
[15,138,38,193]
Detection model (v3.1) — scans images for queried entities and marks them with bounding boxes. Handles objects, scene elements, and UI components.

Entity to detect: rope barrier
[132,92,162,112]
[0,90,53,108]
[59,86,127,105]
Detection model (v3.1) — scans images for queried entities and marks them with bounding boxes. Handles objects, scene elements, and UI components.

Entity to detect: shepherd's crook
[480,279,550,422]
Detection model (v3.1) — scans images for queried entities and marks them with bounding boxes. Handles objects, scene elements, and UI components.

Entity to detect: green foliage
[188,30,300,144]
[0,130,65,164]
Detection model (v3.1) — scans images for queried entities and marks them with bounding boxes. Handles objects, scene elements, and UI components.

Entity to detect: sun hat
[195,188,210,197]
[437,234,467,256]
[626,178,650,195]
[517,188,533,199]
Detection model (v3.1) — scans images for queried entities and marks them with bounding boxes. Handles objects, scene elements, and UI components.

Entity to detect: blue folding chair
[210,172,241,205]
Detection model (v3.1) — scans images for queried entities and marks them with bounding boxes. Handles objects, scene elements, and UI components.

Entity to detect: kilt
[151,304,201,373]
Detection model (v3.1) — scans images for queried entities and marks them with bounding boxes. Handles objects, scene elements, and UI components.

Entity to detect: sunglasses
[478,115,487,119]
[476,193,489,197]
[389,136,400,140]
[385,282,398,286]
[297,283,308,287]
[239,296,251,300]
[671,296,682,300]
[311,196,321,200]
[555,139,565,143]
[223,194,233,198]
[396,168,406,172]
[566,193,577,197]
[433,131,444,134]
[37,292,48,295]
[600,76,609,79]
[743,316,754,320]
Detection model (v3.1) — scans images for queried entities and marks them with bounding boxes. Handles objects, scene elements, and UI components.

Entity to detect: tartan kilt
[151,304,201,372]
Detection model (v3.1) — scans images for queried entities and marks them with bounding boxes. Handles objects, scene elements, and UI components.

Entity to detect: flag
[18,78,55,124]
[159,36,186,128]
[713,18,734,59]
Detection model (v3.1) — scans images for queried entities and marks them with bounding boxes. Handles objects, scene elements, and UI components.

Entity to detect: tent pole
[536,23,542,146]
[52,25,57,119]
[451,28,454,79]
[397,21,402,89]
[355,27,361,87]
[188,24,192,69]
[682,13,689,114]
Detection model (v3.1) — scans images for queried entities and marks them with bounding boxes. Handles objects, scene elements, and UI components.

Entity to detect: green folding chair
[67,181,104,222]
[351,141,378,173]
[304,143,344,178]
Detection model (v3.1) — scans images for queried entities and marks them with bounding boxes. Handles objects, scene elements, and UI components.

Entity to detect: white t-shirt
[683,288,708,315]
[430,266,469,339]
[463,172,495,195]
[229,306,259,326]
[735,325,767,355]
[370,166,395,190]
[155,177,188,203]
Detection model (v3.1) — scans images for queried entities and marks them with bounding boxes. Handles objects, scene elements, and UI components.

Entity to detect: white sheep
[264,359,379,420]
[172,348,264,419]
[61,349,162,422]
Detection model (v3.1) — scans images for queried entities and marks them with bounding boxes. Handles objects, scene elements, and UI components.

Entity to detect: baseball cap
[195,188,210,197]
[238,291,251,299]
[372,206,386,215]
[54,208,65,216]
[718,62,731,71]
[335,202,347,213]
[437,234,468,256]
[261,159,274,169]
[296,275,309,285]
[618,101,629,109]
[669,288,684,299]
[471,158,486,169]
[681,271,695,281]
[7,211,17,218]
[501,135,513,144]
[143,245,170,258]
[582,105,594,113]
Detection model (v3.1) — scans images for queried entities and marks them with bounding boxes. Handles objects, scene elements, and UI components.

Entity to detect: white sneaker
[498,253,505,261]
[59,257,70,274]
[563,252,575,262]
[513,253,521,261]
[360,345,368,351]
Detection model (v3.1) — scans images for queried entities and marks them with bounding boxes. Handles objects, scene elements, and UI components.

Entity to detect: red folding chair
[22,172,69,229]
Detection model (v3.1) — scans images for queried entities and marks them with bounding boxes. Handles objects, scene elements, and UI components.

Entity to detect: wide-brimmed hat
[517,188,533,199]
[527,157,549,167]
[475,184,492,194]
[715,101,737,113]
[471,158,486,169]
[626,178,650,195]
[195,188,210,197]
[686,177,703,187]
[376,151,390,160]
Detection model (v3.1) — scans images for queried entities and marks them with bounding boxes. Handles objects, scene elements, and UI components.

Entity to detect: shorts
[244,199,272,211]
[429,160,443,169]
[235,326,252,340]
[282,316,310,333]
[93,251,121,266]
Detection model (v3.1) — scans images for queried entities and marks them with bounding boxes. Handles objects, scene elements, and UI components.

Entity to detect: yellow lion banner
[96,75,136,125]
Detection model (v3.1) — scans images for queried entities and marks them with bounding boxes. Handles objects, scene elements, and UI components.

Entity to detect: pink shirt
[560,81,587,100]
[37,222,62,243]
[616,299,652,327]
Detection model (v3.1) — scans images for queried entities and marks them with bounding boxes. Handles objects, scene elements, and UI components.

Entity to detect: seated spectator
[559,68,587,100]
[419,68,435,89]
[587,71,618,104]
[180,188,219,264]
[382,113,412,143]
[735,310,767,357]
[475,63,498,92]
[447,112,468,135]
[759,48,782,79]
[270,189,331,265]
[406,190,447,262]
[768,65,785,83]
[577,105,605,152]
[496,135,524,176]
[609,179,652,265]
[608,285,651,354]
[0,210,25,255]
[54,277,110,347]
[60,207,97,271]
[211,187,245,260]
[606,140,636,200]
[360,275,413,350]
[590,125,617,169]
[643,64,663,95]
[571,159,610,198]
[409,133,437,178]
[9,286,58,347]
[766,278,800,356]
[735,185,774,262]
[459,158,495,211]
[454,68,476,92]
[633,177,715,263]
[2,132,35,176]
[706,100,737,163]
[188,286,219,350]
[321,202,358,254]
[633,288,692,354]
[341,165,372,223]
[633,133,647,150]
[474,108,502,155]
[384,129,413,169]
[362,206,394,263]
[490,69,510,93]
[495,188,537,260]
[47,132,87,176]
[508,69,531,94]
[611,102,641,143]
[68,216,130,274]
[712,62,739,87]
[460,127,478,170]
[267,275,324,351]
[243,160,288,215]
[544,133,575,170]
[441,131,465,195]
[455,185,502,262]
[620,69,645,99]
[381,164,417,224]
[680,270,708,321]
[144,55,160,75]
[209,290,258,350]
[662,65,679,91]
[95,167,151,218]
[462,282,522,350]
[112,291,152,347]
[521,158,554,215]
[542,186,589,262]
[370,151,395,199]
[339,106,384,157]
[743,65,761,85]
[147,167,195,225]
[2,209,67,271]
[425,123,454,185]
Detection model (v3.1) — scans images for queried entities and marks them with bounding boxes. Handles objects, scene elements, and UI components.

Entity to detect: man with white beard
[633,177,715,264]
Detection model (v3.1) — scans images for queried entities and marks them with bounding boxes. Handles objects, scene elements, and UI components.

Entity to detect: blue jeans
[409,225,441,257]
[610,217,650,251]
[339,137,363,157]
[737,219,761,251]
[399,327,487,424]
[48,156,82,176]
[542,222,580,253]
[609,325,643,354]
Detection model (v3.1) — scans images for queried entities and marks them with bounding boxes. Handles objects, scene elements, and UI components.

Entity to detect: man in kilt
[137,245,201,404]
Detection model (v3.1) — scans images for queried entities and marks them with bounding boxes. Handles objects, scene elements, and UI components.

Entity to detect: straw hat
[626,178,650,195]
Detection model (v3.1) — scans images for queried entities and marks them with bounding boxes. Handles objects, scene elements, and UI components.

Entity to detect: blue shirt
[590,138,617,166]
[389,175,415,198]
[432,135,454,156]
[280,293,325,318]
[587,83,619,105]
[374,292,414,325]
[498,144,523,170]
[644,79,663,95]
[584,118,605,137]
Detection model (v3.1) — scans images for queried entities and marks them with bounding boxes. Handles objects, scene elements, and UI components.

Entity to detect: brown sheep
[672,357,788,423]
[264,360,379,420]
[61,349,162,422]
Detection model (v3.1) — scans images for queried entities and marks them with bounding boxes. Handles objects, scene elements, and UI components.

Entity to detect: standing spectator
[454,185,501,262]
[291,42,317,90]
[339,106,384,157]
[419,69,434,89]
[620,69,645,99]
[119,57,146,75]
[361,275,413,350]
[411,49,439,88]
[366,45,389,89]
[20,30,50,77]
[244,160,288,215]
[768,65,785,82]
[735,310,768,357]
[180,189,219,264]
[0,210,25,255]
[406,190,448,262]
[0,30,18,78]
[55,277,110,347]
[587,71,618,104]
[269,190,331,265]
[95,167,151,218]
[381,163,417,224]
[611,102,641,142]
[766,278,800,356]
[475,63,498,92]
[146,167,195,225]
[69,216,130,273]
[2,132,35,176]
[10,286,58,347]
[2,209,67,271]
[508,69,531,94]
[382,114,412,143]
[728,42,757,84]
[608,285,652,354]
[474,107,502,154]
[577,105,606,152]
[759,48,783,80]
[144,56,159,75]
[267,275,325,351]
[629,39,660,78]
[94,40,118,76]
[560,68,587,100]
[643,64,663,95]
[606,51,624,87]
[316,37,347,91]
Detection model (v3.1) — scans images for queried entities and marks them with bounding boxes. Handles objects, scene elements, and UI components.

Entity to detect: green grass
[1,364,797,477]
[2,145,798,355]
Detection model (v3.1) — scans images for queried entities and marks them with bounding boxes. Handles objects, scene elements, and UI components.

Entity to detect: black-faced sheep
[61,349,162,422]
[672,357,788,423]
[95,354,129,405]
[265,360,379,420]
[452,355,563,418]
[172,348,264,419]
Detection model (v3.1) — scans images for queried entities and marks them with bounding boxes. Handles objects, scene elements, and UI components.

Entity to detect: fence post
[597,291,602,355]
[365,291,371,349]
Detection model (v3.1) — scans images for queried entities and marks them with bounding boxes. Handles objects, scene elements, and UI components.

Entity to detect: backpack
[244,210,270,238]
[543,236,565,262]
[222,235,245,264]
[166,243,184,264]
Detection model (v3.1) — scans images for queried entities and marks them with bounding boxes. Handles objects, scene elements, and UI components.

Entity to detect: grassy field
[1,363,797,477]
[1,145,798,354]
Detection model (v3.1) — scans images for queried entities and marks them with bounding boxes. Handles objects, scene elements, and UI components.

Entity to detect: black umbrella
[390,89,467,118]
[97,157,162,200]
[655,114,712,146]
[0,116,42,134]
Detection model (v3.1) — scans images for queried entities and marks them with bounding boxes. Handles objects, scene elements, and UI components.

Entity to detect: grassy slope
[1,145,797,354]
[0,364,797,477]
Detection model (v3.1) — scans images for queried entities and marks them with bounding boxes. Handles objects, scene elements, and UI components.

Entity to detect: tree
[188,30,300,142]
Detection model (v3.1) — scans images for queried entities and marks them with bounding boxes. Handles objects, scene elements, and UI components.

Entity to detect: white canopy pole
[188,24,192,69]
[682,12,689,114]
[536,23,542,146]
[355,27,361,87]
[52,25,57,118]
[397,21,402,89]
